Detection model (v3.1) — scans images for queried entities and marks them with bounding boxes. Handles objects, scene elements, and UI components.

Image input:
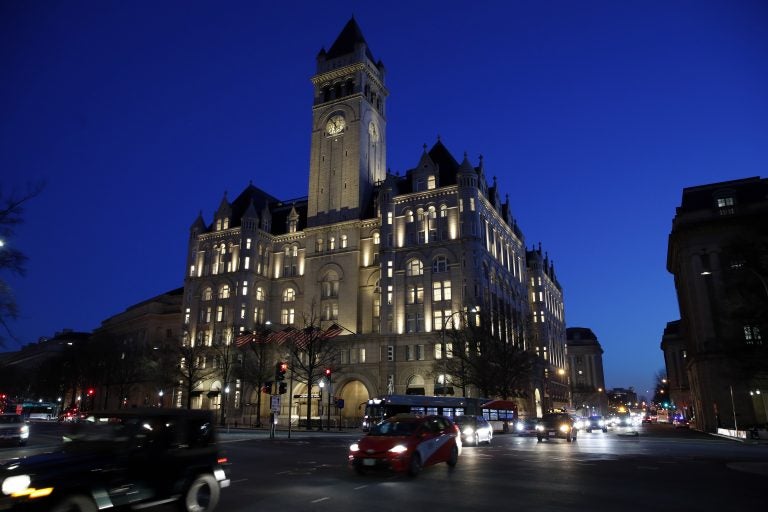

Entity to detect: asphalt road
[3,422,767,511]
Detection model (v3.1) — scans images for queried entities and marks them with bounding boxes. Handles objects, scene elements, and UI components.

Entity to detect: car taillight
[217,457,228,464]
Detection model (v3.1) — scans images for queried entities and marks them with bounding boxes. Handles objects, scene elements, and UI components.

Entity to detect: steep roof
[326,17,376,62]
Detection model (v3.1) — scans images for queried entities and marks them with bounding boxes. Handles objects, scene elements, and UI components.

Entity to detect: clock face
[327,115,345,135]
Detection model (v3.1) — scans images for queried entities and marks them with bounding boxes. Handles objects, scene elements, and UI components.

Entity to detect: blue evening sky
[2,1,767,399]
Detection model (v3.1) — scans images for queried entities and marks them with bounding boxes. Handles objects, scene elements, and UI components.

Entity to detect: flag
[268,326,296,344]
[292,326,316,349]
[235,332,255,347]
[322,323,344,339]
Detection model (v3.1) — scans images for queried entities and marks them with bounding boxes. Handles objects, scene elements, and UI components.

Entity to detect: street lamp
[318,380,325,431]
[750,389,767,426]
[158,390,164,408]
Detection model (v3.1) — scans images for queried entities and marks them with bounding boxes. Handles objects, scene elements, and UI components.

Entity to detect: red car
[349,414,462,476]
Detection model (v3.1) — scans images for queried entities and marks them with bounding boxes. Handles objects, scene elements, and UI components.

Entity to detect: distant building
[91,288,183,409]
[659,320,692,419]
[667,176,768,432]
[606,387,639,410]
[179,19,568,425]
[566,327,608,415]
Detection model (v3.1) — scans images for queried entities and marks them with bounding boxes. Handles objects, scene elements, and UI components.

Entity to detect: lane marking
[311,497,330,503]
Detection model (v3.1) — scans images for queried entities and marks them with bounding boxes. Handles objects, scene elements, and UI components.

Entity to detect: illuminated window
[216,305,224,322]
[387,260,393,278]
[406,259,424,276]
[440,204,448,218]
[387,285,393,305]
[241,281,248,296]
[219,285,230,299]
[406,285,424,304]
[427,176,436,189]
[184,308,190,325]
[387,212,393,225]
[469,198,475,211]
[203,288,213,301]
[255,287,265,301]
[717,196,735,215]
[281,308,295,325]
[329,237,336,250]
[406,210,414,223]
[316,239,324,252]
[744,325,762,345]
[373,232,380,244]
[433,280,451,302]
[282,288,296,302]
[246,238,252,250]
[341,234,348,248]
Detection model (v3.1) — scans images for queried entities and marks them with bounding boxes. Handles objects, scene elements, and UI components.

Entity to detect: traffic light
[324,368,331,378]
[262,381,273,394]
[275,362,287,381]
[278,382,287,394]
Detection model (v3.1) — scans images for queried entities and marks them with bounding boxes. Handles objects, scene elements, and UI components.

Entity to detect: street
[3,422,767,511]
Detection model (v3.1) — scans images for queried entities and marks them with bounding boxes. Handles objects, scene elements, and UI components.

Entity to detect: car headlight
[516,422,524,431]
[462,427,475,435]
[598,420,605,427]
[2,475,31,496]
[388,444,408,454]
[349,443,360,452]
[536,425,544,432]
[559,424,570,433]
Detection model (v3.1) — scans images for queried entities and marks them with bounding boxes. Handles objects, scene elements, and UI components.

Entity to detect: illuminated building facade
[566,327,608,415]
[180,19,567,424]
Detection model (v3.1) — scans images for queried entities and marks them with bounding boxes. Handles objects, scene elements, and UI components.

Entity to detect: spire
[325,17,375,61]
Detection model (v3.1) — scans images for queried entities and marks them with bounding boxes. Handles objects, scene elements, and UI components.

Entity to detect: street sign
[336,398,345,409]
[270,395,281,413]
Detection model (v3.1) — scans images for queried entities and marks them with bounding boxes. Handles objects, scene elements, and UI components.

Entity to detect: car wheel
[586,428,592,433]
[537,435,543,442]
[447,445,459,467]
[602,428,608,433]
[180,473,220,512]
[51,495,98,512]
[408,453,422,477]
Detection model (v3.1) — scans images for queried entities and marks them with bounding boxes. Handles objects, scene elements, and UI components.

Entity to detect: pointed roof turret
[216,191,232,216]
[458,152,475,175]
[190,210,207,234]
[416,143,437,173]
[326,17,375,61]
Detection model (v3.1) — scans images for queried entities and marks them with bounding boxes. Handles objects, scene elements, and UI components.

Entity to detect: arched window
[329,237,336,250]
[373,232,380,245]
[432,255,448,273]
[321,270,340,299]
[341,234,348,248]
[440,204,448,218]
[255,287,265,301]
[406,258,424,276]
[218,285,230,299]
[282,288,296,302]
[202,287,213,301]
[406,210,414,223]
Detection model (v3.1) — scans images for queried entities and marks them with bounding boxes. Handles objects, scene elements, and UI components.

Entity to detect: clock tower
[307,18,388,226]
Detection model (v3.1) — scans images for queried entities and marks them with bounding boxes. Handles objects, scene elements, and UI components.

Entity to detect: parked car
[536,413,577,442]
[453,415,493,446]
[0,413,29,446]
[0,408,229,512]
[515,418,539,436]
[673,416,690,429]
[585,415,608,433]
[349,414,461,476]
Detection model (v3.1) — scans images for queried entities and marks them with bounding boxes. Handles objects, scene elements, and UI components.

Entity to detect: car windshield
[370,420,419,436]
[453,416,473,426]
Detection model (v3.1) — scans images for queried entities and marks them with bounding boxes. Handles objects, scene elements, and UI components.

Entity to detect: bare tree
[284,307,340,430]
[440,309,534,400]
[237,326,280,427]
[163,340,215,410]
[0,182,44,346]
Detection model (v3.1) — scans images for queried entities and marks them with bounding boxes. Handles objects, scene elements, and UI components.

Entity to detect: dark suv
[536,413,577,442]
[0,409,229,512]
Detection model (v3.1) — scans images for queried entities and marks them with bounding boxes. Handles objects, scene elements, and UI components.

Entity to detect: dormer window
[427,175,436,189]
[716,196,735,215]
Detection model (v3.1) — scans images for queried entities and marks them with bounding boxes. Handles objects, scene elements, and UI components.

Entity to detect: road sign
[271,395,281,413]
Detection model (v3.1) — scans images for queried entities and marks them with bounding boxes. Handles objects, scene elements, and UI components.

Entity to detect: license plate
[548,431,556,436]
[363,458,376,466]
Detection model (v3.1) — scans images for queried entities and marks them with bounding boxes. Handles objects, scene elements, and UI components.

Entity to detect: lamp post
[318,380,325,431]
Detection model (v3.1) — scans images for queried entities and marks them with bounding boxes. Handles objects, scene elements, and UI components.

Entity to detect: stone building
[179,19,567,427]
[667,176,768,432]
[566,327,608,415]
